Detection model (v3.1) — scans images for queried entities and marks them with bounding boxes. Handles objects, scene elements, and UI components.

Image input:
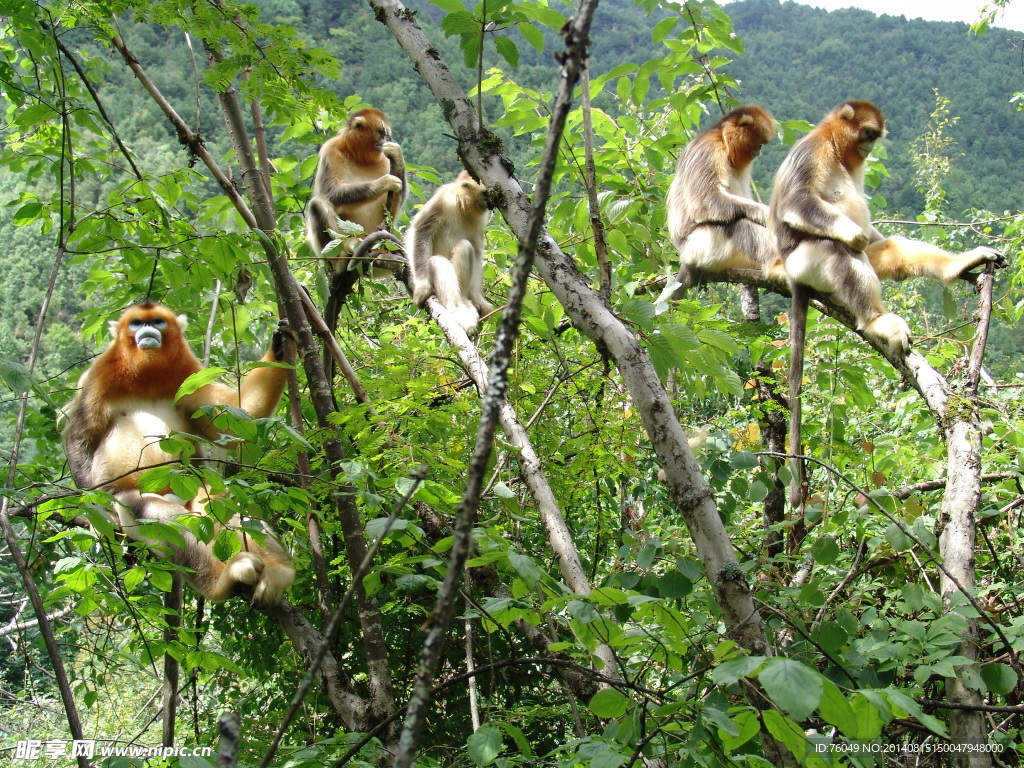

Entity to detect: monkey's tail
[788,283,809,514]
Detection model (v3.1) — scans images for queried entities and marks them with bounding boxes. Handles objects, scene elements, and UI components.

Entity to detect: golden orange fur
[61,302,295,606]
[667,104,785,292]
[305,108,407,267]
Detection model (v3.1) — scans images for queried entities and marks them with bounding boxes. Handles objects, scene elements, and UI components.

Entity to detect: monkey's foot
[225,551,265,588]
[451,304,481,337]
[864,312,911,356]
[949,246,1007,282]
[251,562,297,608]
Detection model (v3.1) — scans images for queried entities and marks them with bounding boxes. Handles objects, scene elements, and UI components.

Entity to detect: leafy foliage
[2,0,1024,765]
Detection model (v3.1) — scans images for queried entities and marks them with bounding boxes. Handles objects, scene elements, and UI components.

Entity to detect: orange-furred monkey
[667,104,786,295]
[61,302,295,607]
[770,100,1004,508]
[305,108,406,270]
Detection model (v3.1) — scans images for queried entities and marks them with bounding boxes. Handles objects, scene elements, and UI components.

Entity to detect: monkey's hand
[374,174,404,197]
[744,202,770,227]
[949,246,1007,283]
[271,320,296,363]
[381,141,405,169]
[964,246,1007,269]
[835,218,870,252]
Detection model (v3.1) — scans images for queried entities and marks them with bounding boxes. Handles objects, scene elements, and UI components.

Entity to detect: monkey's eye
[862,129,880,142]
[128,319,143,331]
[151,318,167,330]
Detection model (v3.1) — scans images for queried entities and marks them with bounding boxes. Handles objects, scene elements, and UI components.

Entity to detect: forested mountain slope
[723,0,1024,214]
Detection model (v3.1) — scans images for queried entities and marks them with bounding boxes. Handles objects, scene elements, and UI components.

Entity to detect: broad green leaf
[589,688,630,718]
[758,658,823,720]
[816,678,858,736]
[712,655,767,685]
[175,367,228,402]
[508,552,542,587]
[982,662,1018,695]
[467,723,502,766]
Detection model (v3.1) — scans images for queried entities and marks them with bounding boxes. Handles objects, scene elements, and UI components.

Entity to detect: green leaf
[494,35,519,68]
[508,552,542,587]
[588,688,630,718]
[658,570,691,599]
[12,201,43,225]
[467,723,502,766]
[712,655,766,685]
[123,567,147,592]
[758,658,823,720]
[884,522,913,551]
[519,22,545,53]
[497,722,533,757]
[761,709,806,758]
[651,16,678,42]
[430,0,467,11]
[175,367,228,402]
[810,537,840,565]
[0,358,33,395]
[982,662,1018,695]
[817,678,858,736]
[720,708,760,751]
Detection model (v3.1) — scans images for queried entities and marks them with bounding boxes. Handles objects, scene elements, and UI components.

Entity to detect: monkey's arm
[182,323,293,419]
[61,398,101,488]
[405,200,439,273]
[779,190,869,251]
[866,236,1005,284]
[324,176,403,207]
[693,155,768,225]
[381,140,407,220]
[381,140,405,176]
[708,182,769,226]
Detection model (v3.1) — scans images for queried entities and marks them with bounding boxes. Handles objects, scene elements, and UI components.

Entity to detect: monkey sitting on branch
[61,302,295,607]
[770,99,1004,509]
[406,171,493,336]
[667,104,787,296]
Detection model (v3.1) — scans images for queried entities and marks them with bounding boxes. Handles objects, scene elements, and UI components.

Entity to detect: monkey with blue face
[61,302,295,607]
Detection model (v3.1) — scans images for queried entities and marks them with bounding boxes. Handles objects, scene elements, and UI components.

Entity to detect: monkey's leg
[672,224,769,298]
[866,236,1005,284]
[788,241,910,354]
[235,523,295,608]
[452,240,494,315]
[731,219,787,282]
[305,197,341,258]
[428,254,480,334]
[114,491,265,603]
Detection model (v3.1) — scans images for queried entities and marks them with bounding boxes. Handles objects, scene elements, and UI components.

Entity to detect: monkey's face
[726,106,777,167]
[112,304,188,354]
[129,315,168,349]
[346,109,392,150]
[831,101,885,165]
[856,126,883,159]
[454,172,489,212]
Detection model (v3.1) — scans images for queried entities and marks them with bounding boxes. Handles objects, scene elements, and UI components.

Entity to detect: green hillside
[724,0,1024,214]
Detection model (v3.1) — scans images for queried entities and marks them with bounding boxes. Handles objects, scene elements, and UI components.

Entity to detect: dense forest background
[3,0,1024,764]
[3,0,1024,404]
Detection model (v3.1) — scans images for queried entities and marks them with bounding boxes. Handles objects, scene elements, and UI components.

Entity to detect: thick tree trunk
[370,3,790,763]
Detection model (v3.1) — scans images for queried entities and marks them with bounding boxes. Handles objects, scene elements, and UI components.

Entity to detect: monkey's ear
[176,314,189,332]
[108,320,120,339]
[738,114,754,126]
[838,104,856,121]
